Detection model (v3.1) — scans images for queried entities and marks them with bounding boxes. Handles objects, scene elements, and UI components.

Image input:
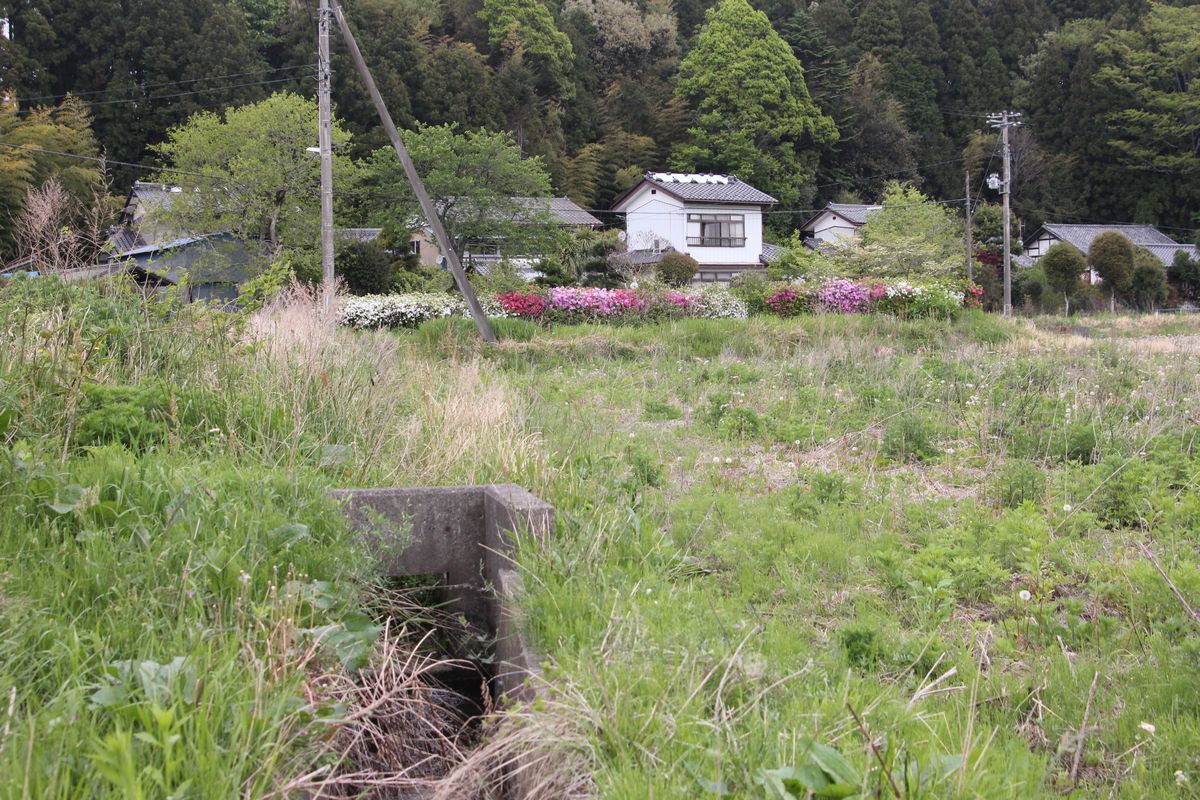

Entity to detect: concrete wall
[333,484,553,703]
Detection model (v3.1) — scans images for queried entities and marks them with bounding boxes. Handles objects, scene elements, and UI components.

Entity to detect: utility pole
[987,110,1022,318]
[328,0,497,342]
[964,169,974,284]
[317,0,335,318]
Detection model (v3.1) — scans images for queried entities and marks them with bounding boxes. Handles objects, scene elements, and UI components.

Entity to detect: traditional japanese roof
[760,242,786,264]
[1030,223,1196,267]
[612,173,778,209]
[798,203,882,232]
[335,227,384,243]
[510,196,602,227]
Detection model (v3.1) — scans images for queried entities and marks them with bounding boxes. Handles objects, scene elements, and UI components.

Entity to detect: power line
[0,141,234,183]
[1013,203,1199,234]
[15,64,316,104]
[814,155,968,190]
[10,75,313,114]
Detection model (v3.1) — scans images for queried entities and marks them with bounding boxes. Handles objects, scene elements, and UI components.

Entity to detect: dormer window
[686,213,745,247]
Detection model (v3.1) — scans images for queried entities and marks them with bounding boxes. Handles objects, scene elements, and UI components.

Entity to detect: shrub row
[339,280,981,330]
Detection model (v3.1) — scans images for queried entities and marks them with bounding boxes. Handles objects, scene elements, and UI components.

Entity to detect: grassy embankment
[0,279,536,797]
[415,310,1200,798]
[3,276,1199,798]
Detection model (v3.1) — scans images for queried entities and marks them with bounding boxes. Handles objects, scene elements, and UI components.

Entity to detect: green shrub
[717,407,763,440]
[1063,422,1099,464]
[840,623,884,670]
[656,252,700,287]
[336,240,395,295]
[882,415,937,462]
[644,400,683,421]
[994,460,1046,508]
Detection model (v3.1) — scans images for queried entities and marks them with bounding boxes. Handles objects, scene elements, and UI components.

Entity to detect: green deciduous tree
[1087,230,1134,311]
[1040,242,1085,314]
[1128,247,1167,311]
[152,92,352,250]
[357,123,555,262]
[836,182,963,278]
[671,0,838,221]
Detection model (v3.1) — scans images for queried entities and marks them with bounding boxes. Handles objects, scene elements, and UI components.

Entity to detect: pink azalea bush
[815,278,872,314]
[546,287,647,320]
[764,286,810,317]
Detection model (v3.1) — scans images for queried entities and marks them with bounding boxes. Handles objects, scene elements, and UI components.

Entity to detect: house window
[408,239,421,256]
[686,214,745,247]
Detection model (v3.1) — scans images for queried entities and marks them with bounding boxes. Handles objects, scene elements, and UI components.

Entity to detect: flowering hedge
[764,278,973,320]
[340,279,977,330]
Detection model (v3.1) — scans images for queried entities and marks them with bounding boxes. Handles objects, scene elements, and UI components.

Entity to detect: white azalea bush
[340,293,465,329]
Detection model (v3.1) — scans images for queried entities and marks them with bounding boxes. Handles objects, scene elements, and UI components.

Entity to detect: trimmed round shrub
[336,240,395,296]
[656,252,700,287]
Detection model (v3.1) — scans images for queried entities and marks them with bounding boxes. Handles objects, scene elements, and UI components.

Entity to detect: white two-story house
[612,172,778,283]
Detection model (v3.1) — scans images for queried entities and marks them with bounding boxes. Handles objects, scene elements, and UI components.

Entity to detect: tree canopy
[356,124,557,261]
[152,92,352,250]
[671,0,837,219]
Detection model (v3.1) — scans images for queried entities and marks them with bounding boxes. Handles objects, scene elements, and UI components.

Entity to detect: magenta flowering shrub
[764,286,810,316]
[496,290,547,319]
[816,278,872,314]
[546,287,647,320]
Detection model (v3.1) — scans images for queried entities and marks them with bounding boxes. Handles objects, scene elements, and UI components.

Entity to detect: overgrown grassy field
[3,278,1199,798]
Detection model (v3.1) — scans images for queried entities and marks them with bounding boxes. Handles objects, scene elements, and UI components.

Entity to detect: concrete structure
[799,202,882,246]
[333,484,553,703]
[612,172,777,283]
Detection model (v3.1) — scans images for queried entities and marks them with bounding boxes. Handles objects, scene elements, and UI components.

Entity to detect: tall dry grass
[246,283,546,487]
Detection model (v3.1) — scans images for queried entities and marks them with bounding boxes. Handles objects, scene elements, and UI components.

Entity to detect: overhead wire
[0,141,237,184]
[10,74,314,114]
[15,64,317,104]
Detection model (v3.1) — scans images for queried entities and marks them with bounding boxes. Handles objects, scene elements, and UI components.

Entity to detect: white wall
[806,211,862,244]
[619,184,764,266]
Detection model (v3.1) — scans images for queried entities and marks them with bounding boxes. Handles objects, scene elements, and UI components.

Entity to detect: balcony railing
[686,237,746,248]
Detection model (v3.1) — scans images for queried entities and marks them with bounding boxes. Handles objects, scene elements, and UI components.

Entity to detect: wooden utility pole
[964,169,974,283]
[328,0,497,342]
[317,0,335,318]
[988,110,1021,318]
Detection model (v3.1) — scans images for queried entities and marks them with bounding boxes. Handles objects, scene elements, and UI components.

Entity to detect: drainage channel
[329,485,553,798]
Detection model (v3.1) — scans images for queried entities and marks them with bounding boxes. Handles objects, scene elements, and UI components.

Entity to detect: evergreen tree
[853,0,903,61]
[480,0,575,97]
[672,0,838,219]
[780,9,852,122]
[0,96,103,257]
[4,0,267,177]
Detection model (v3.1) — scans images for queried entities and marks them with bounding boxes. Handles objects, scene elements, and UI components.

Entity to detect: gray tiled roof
[1035,223,1193,267]
[760,242,786,264]
[621,249,668,266]
[1140,243,1199,266]
[637,173,777,205]
[1038,223,1176,250]
[824,203,882,226]
[511,196,602,227]
[335,227,383,243]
